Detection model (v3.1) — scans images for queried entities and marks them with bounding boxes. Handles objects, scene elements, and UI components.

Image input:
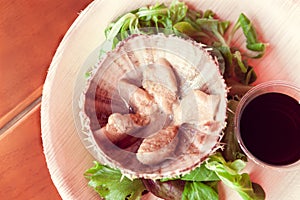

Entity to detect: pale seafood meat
[81,34,228,179]
[104,113,148,143]
[142,58,178,114]
[173,89,221,134]
[137,126,179,165]
[176,123,219,157]
[118,80,159,116]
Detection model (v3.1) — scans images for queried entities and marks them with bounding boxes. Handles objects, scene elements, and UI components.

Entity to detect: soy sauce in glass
[236,81,300,168]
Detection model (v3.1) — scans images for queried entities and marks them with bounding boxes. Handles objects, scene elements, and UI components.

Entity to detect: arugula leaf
[159,153,264,200]
[209,47,226,75]
[84,162,146,200]
[160,163,220,182]
[169,0,188,23]
[231,13,267,58]
[173,21,200,37]
[180,164,220,182]
[252,183,267,200]
[205,153,266,200]
[105,13,137,42]
[226,78,253,97]
[245,66,257,85]
[142,179,185,200]
[203,9,215,19]
[221,100,247,162]
[182,181,219,200]
[236,13,259,44]
[233,51,248,73]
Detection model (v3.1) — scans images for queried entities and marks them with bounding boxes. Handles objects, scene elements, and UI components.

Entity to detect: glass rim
[234,80,300,170]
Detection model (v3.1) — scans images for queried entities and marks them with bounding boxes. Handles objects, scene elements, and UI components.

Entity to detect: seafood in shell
[142,58,178,115]
[81,33,228,179]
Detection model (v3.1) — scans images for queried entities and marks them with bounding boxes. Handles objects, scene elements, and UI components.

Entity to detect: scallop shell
[81,33,228,179]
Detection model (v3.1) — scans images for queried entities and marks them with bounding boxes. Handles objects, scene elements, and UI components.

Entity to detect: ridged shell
[81,33,228,179]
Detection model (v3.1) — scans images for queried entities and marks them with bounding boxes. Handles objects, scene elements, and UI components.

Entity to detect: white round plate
[41,0,300,199]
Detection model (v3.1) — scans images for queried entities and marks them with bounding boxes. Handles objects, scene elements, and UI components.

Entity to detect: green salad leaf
[222,100,247,162]
[182,181,219,200]
[84,162,146,200]
[160,164,220,182]
[205,153,266,200]
[180,164,220,182]
[156,153,265,200]
[231,13,267,58]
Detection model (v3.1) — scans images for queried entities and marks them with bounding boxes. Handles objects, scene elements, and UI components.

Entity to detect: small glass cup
[234,80,300,170]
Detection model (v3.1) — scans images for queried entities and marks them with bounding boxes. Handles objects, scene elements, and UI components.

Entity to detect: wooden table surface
[0,0,93,199]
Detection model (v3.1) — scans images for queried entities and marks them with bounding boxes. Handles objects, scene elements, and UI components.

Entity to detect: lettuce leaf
[158,153,265,200]
[205,153,265,200]
[180,164,220,182]
[182,181,219,200]
[221,100,248,162]
[84,162,146,200]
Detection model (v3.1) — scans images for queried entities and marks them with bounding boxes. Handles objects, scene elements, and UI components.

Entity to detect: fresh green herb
[209,47,226,75]
[182,181,219,200]
[221,100,247,162]
[226,78,253,97]
[205,153,266,200]
[230,13,267,58]
[157,164,220,199]
[159,164,220,182]
[150,153,264,200]
[180,164,220,182]
[142,179,185,200]
[85,155,265,200]
[84,162,146,200]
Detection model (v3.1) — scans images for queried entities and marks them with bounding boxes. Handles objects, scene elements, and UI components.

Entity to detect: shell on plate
[81,33,228,179]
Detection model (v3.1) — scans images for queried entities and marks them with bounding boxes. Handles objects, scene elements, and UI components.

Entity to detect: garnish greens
[205,153,265,200]
[103,0,267,93]
[221,99,247,162]
[85,0,267,199]
[84,161,145,200]
[85,153,265,200]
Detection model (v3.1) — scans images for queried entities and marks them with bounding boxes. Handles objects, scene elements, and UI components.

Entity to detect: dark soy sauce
[240,92,300,166]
